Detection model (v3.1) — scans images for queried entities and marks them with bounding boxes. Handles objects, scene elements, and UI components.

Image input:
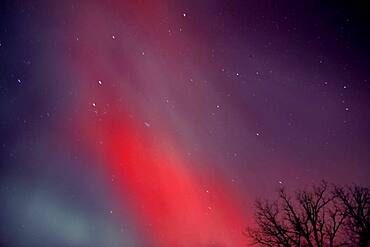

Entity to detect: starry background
[1,1,370,246]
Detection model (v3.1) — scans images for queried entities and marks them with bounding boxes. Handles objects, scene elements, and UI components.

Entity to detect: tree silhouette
[247,181,370,246]
[334,185,370,247]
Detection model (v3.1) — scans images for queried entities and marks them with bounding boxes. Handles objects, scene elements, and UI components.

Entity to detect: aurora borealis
[1,1,370,246]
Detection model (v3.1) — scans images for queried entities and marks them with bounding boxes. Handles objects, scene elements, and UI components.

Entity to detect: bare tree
[333,185,370,247]
[247,181,348,247]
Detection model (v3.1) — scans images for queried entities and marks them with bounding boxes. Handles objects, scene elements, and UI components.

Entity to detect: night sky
[1,1,370,246]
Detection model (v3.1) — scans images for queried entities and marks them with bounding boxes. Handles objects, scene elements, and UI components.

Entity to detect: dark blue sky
[1,1,370,246]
